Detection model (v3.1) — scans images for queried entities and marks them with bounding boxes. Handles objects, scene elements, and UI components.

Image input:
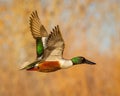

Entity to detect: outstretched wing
[29,11,48,58]
[30,11,48,38]
[42,25,65,60]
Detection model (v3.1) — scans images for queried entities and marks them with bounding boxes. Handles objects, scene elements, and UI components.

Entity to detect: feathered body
[20,11,96,72]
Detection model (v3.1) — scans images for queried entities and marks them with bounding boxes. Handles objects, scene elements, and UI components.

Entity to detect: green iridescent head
[71,56,96,65]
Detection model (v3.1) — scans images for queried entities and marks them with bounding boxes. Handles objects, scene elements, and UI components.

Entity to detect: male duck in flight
[20,11,96,72]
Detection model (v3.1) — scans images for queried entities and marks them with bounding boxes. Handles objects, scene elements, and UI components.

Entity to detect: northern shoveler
[20,11,96,72]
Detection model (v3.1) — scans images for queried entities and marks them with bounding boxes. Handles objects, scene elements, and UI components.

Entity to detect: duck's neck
[60,57,82,68]
[59,59,73,68]
[71,57,83,65]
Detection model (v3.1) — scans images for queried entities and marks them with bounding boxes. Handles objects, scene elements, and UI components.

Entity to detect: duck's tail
[19,60,39,71]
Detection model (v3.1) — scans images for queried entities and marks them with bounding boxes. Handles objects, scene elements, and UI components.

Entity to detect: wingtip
[30,10,38,18]
[19,61,30,70]
[57,25,59,28]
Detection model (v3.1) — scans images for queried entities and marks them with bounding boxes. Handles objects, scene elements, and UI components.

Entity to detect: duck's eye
[81,57,85,61]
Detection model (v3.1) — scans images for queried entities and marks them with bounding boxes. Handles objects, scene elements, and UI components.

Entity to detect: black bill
[85,59,96,65]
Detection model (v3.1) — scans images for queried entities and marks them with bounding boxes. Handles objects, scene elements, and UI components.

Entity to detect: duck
[20,11,96,72]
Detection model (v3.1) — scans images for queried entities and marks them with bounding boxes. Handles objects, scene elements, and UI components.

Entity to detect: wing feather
[29,11,48,58]
[29,11,48,39]
[42,25,65,60]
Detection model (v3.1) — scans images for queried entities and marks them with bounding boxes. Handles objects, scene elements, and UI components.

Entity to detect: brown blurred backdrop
[0,0,120,96]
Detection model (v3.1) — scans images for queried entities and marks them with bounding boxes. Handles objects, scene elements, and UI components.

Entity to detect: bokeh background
[0,0,120,96]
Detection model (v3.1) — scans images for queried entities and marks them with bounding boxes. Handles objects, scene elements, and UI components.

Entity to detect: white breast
[59,59,73,69]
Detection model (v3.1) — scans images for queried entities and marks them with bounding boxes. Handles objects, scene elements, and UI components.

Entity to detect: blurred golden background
[0,0,120,96]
